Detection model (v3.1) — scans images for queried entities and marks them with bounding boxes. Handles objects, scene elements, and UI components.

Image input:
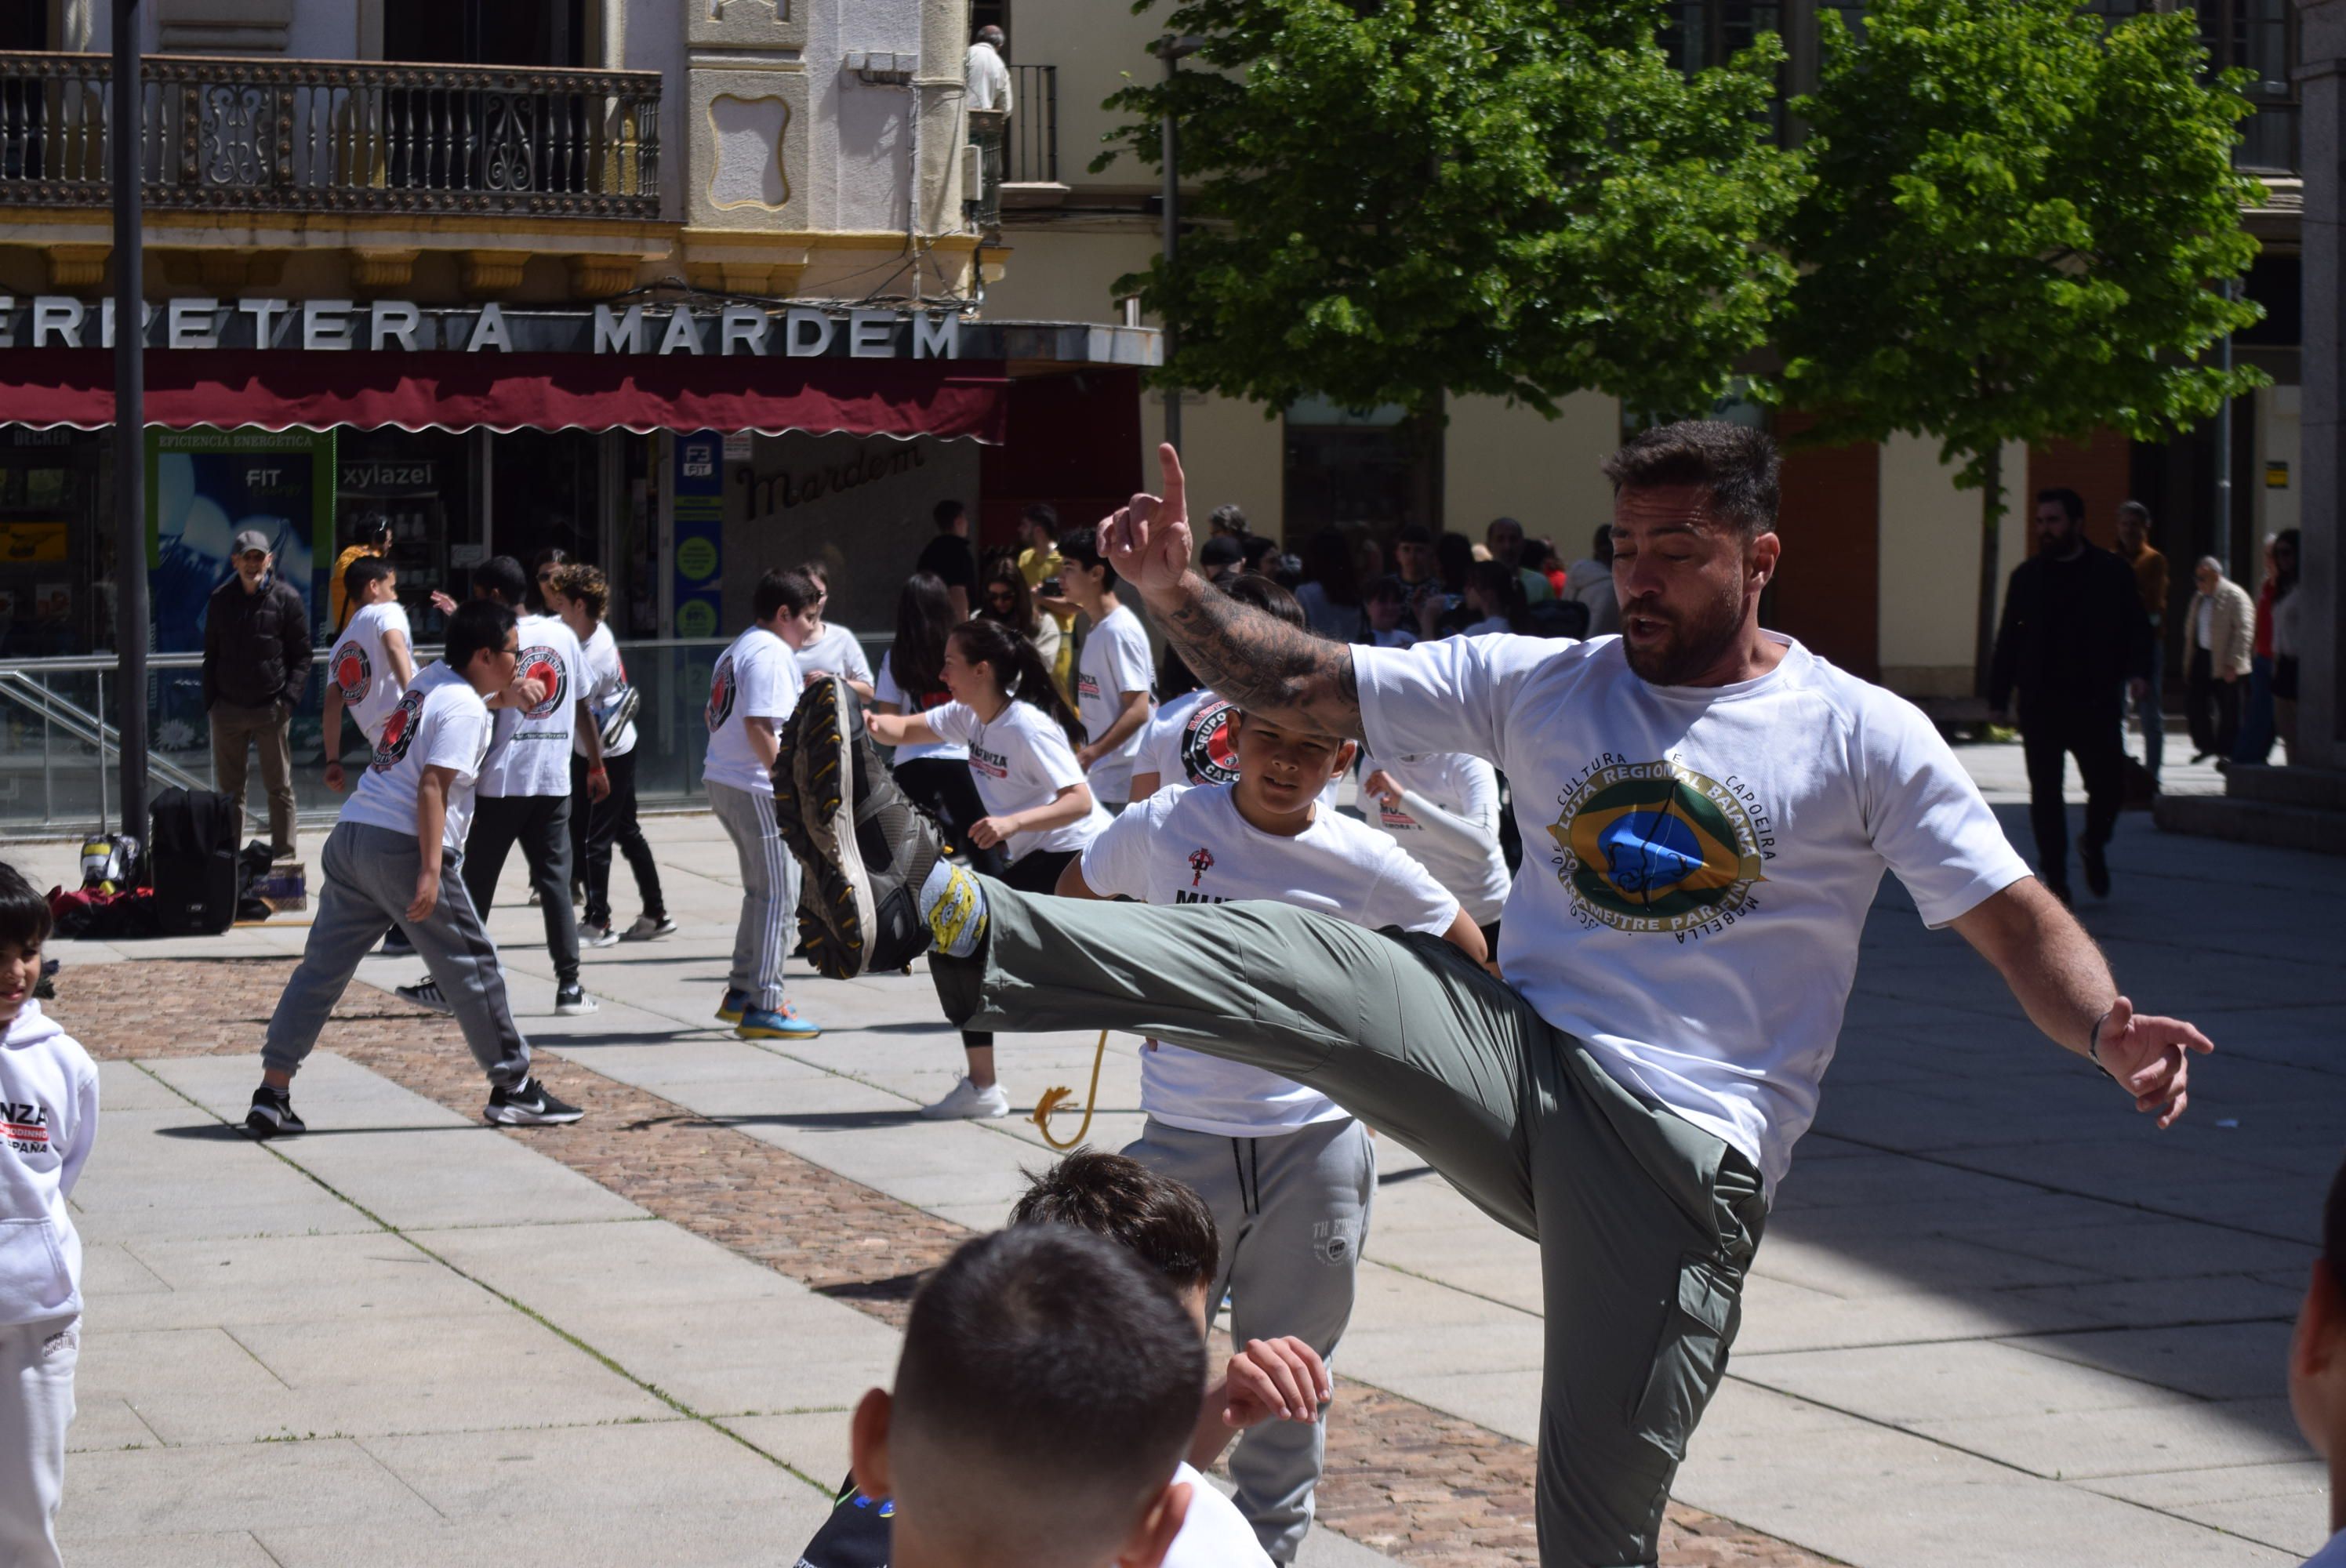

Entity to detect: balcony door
[0,6,44,48]
[384,0,586,67]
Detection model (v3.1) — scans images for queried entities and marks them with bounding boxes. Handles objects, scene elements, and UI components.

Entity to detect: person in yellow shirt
[1015,503,1077,698]
[328,514,393,632]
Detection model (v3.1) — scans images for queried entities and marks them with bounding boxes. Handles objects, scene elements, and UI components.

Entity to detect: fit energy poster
[146,426,336,654]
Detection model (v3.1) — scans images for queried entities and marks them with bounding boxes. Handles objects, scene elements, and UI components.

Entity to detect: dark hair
[1209,503,1249,536]
[1523,536,1560,573]
[1601,420,1781,539]
[1302,528,1360,608]
[754,568,820,623]
[2036,487,2086,524]
[1056,525,1116,592]
[1011,1149,1220,1298]
[2324,1151,2345,1292]
[950,617,1084,742]
[933,498,968,534]
[446,597,517,672]
[343,556,396,607]
[2274,528,2301,601]
[347,512,393,550]
[0,860,52,950]
[1467,558,1530,629]
[1364,573,1404,603]
[1592,524,1614,565]
[892,1228,1203,1553]
[1223,572,1308,630]
[891,571,956,700]
[1395,523,1433,547]
[1240,535,1279,572]
[474,554,529,606]
[1020,502,1060,533]
[794,558,832,591]
[548,562,608,623]
[1436,531,1474,588]
[982,559,1040,638]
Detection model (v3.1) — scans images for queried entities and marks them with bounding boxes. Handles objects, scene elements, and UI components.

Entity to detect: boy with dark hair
[1059,526,1155,811]
[841,1227,1204,1568]
[2291,1154,2346,1565]
[0,862,96,1568]
[322,555,416,795]
[249,599,583,1135]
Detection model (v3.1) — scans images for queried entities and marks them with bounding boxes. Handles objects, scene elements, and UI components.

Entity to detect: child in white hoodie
[0,860,97,1568]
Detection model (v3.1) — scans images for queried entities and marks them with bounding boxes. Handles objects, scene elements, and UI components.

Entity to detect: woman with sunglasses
[981,557,1062,691]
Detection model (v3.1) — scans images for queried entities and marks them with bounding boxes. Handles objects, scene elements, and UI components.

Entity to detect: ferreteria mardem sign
[0,296,966,360]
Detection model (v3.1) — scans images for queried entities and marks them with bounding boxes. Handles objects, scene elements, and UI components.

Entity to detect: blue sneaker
[715,987,750,1025]
[737,1004,820,1040]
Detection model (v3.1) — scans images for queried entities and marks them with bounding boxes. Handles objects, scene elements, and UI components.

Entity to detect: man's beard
[1621,587,1745,686]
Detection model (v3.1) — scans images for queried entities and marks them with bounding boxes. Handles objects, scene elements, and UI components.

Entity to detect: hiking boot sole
[783,677,877,978]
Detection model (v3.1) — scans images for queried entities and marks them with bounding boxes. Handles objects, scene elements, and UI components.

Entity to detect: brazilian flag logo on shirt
[1546,760,1767,935]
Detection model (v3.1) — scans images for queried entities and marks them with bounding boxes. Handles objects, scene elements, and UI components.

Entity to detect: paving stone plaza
[16,745,2338,1567]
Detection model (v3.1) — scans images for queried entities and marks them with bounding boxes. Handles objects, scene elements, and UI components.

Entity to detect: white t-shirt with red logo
[478,613,586,800]
[924,698,1109,862]
[340,662,494,851]
[329,600,412,745]
[1138,689,1342,808]
[703,623,799,797]
[1080,783,1458,1137]
[1074,603,1154,803]
[1357,747,1509,925]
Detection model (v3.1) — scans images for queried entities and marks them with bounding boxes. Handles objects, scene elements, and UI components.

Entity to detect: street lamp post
[1154,35,1204,454]
[112,0,149,844]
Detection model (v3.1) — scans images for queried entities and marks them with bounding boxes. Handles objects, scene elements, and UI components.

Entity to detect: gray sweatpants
[1124,1116,1373,1564]
[263,822,532,1089]
[707,779,800,1013]
[935,884,1767,1568]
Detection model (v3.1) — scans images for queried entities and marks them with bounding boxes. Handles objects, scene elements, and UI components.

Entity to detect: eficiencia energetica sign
[0,297,964,360]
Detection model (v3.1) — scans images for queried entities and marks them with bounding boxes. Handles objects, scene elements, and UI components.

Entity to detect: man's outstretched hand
[1099,442,1195,604]
[2095,996,2215,1129]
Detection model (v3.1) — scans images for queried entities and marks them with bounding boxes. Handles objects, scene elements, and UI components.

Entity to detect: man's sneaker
[620,915,677,942]
[397,979,454,1015]
[921,1076,1011,1121]
[715,987,750,1025]
[737,1004,821,1040]
[580,922,620,949]
[378,930,415,958]
[485,1077,585,1126]
[556,983,599,1016]
[528,888,543,906]
[779,676,942,980]
[244,1086,306,1139]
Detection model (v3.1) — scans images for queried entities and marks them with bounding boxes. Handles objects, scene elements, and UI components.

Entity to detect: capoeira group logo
[1546,759,1768,937]
[1188,846,1215,887]
[331,639,372,705]
[517,644,568,721]
[372,688,427,771]
[705,655,738,732]
[1178,699,1242,787]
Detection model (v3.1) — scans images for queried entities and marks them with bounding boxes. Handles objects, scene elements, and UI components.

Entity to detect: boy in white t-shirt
[1059,711,1482,1561]
[2291,1156,2346,1566]
[322,557,416,791]
[1356,746,1510,948]
[1059,526,1155,808]
[0,862,98,1568]
[249,600,583,1137]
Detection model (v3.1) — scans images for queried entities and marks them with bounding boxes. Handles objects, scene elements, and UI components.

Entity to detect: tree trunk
[1973,442,2003,700]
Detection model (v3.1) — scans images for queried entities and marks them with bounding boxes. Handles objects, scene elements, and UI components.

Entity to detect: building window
[384,0,587,67]
[1283,397,1440,539]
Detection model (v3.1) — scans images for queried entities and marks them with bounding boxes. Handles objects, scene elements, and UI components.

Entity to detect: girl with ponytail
[863,614,1109,1121]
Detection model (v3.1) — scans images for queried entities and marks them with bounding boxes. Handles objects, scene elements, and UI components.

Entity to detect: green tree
[1772,0,2266,695]
[1098,0,1803,441]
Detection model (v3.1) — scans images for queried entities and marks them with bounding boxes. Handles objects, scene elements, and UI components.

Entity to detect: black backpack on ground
[148,786,242,935]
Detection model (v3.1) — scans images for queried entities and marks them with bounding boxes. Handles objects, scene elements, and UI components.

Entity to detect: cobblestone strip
[60,959,1838,1568]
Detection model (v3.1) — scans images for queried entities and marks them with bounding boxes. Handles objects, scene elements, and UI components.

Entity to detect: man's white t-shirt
[478,612,586,799]
[703,625,799,797]
[329,600,412,745]
[874,650,968,764]
[1360,747,1510,926]
[1166,1462,1274,1568]
[1356,632,2030,1193]
[797,622,874,691]
[924,699,1109,862]
[341,662,493,851]
[1138,690,1341,809]
[1076,604,1154,803]
[1081,784,1458,1138]
[572,621,637,760]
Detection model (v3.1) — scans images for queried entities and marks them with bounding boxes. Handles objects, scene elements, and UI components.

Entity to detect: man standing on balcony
[204,528,312,863]
[966,24,1012,112]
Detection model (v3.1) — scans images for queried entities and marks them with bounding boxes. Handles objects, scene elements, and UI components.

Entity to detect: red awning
[0,349,1008,442]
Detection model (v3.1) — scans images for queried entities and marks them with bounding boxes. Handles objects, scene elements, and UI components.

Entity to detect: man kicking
[777,423,2216,1567]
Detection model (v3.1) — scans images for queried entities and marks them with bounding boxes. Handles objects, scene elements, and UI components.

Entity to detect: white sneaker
[579,922,620,949]
[920,1077,1011,1120]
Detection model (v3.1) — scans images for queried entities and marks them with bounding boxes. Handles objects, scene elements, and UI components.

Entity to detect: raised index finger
[1157,441,1188,528]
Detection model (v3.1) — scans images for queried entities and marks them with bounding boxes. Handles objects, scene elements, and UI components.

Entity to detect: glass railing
[0,633,893,835]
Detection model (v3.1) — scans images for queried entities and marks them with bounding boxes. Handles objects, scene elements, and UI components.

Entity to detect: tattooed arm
[1100,443,1364,740]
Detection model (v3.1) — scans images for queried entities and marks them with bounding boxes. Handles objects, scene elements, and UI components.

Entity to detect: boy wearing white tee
[322,557,415,791]
[1059,712,1484,1562]
[705,569,823,1042]
[1357,748,1510,948]
[0,862,97,1568]
[1131,575,1338,813]
[1059,526,1155,808]
[250,600,582,1137]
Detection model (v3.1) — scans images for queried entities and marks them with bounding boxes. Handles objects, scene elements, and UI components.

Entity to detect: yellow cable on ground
[1031,1028,1111,1150]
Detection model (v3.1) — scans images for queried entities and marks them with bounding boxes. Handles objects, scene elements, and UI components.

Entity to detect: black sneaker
[485,1076,585,1126]
[555,983,599,1016]
[2080,842,2112,899]
[245,1086,306,1139]
[777,676,941,979]
[396,978,453,1014]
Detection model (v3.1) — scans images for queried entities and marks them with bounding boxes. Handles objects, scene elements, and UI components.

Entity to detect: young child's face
[1366,593,1404,630]
[368,570,399,605]
[0,936,42,1028]
[1232,713,1353,819]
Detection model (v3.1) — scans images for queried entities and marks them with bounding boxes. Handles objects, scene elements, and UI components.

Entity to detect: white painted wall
[285,2,358,59]
[1876,433,2028,696]
[1444,391,1620,553]
[626,2,687,223]
[805,0,921,234]
[1004,0,1166,194]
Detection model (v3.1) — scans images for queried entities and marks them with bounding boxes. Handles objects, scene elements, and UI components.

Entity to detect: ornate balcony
[0,53,659,219]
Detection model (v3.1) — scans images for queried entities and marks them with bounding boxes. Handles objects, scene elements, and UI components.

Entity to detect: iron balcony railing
[0,52,659,218]
[1008,63,1057,184]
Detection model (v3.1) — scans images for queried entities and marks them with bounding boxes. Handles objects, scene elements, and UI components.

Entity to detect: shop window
[1283,398,1440,539]
[0,428,101,657]
[338,429,478,640]
[491,429,601,607]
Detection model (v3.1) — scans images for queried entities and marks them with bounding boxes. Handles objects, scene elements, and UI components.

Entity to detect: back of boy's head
[889,1226,1203,1568]
[754,568,819,622]
[1010,1148,1220,1302]
[445,599,516,673]
[474,554,528,606]
[0,861,51,949]
[1222,572,1306,630]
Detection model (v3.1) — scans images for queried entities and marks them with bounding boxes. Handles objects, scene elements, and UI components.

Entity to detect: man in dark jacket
[204,528,313,860]
[1988,488,2153,903]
